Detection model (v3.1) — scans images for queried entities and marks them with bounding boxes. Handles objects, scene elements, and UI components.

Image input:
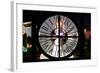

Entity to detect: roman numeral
[39,39,51,43]
[66,21,73,29]
[70,39,77,47]
[60,46,65,57]
[48,48,53,54]
[63,49,68,56]
[68,31,77,35]
[41,41,50,51]
[67,25,75,33]
[45,21,53,30]
[62,16,65,21]
[65,46,73,54]
[45,44,53,53]
[43,44,49,51]
[54,46,58,57]
[39,31,50,36]
[42,26,48,31]
[64,18,67,24]
[64,18,70,26]
[49,19,54,26]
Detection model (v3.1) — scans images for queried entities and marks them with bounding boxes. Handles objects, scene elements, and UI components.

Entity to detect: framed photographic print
[11,1,97,71]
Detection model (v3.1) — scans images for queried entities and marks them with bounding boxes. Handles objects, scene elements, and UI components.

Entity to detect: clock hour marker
[39,39,51,43]
[49,19,54,26]
[48,48,53,55]
[45,21,53,30]
[62,16,65,21]
[66,46,73,53]
[67,25,75,33]
[41,42,48,47]
[39,37,49,41]
[40,40,52,50]
[60,45,63,57]
[68,31,77,35]
[45,44,53,53]
[68,32,78,36]
[42,26,49,31]
[39,31,50,35]
[54,46,59,57]
[66,21,73,30]
[64,17,69,25]
[42,44,49,51]
[66,18,71,26]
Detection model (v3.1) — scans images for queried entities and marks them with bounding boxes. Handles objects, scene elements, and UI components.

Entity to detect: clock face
[39,15,78,58]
